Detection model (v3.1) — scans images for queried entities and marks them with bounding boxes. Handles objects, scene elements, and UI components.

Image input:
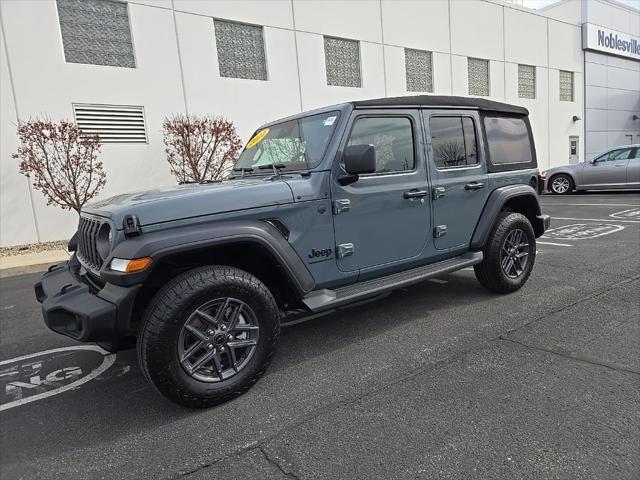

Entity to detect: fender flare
[470,185,547,250]
[99,220,315,295]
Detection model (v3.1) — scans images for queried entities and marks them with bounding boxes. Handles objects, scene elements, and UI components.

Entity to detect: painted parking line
[540,203,640,207]
[542,194,640,198]
[428,278,448,284]
[610,208,640,220]
[537,241,573,247]
[552,216,640,224]
[0,345,115,412]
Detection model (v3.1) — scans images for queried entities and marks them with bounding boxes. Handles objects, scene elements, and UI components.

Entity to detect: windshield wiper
[231,167,254,178]
[258,163,287,177]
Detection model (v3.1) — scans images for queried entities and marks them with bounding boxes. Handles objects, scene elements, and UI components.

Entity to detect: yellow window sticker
[246,128,269,149]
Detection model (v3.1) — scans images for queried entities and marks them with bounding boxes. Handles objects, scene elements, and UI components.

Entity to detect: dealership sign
[583,23,640,60]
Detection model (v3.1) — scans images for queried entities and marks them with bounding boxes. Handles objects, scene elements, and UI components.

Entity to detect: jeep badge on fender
[309,248,332,259]
[35,95,549,408]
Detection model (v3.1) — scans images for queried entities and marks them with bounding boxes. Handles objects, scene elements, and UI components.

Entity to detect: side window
[429,116,479,169]
[346,117,415,173]
[483,116,533,165]
[607,148,632,161]
[594,151,612,162]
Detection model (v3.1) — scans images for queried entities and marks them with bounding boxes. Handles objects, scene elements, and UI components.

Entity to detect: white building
[0,0,635,247]
[542,0,640,161]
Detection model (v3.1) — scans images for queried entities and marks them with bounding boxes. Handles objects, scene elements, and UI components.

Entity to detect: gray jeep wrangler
[36,95,550,407]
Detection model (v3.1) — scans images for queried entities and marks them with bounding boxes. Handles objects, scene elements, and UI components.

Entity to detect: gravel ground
[0,240,69,258]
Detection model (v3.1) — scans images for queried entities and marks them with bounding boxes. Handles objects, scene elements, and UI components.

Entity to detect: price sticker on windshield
[323,116,337,126]
[246,128,269,149]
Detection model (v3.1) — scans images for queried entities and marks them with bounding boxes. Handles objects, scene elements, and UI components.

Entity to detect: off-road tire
[549,173,574,195]
[137,265,280,408]
[474,212,536,294]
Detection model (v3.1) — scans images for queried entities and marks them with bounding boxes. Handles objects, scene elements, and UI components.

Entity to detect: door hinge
[337,243,354,259]
[432,187,446,200]
[333,199,351,215]
[434,225,447,238]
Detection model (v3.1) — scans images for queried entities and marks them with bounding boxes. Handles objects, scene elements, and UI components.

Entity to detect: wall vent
[73,104,147,143]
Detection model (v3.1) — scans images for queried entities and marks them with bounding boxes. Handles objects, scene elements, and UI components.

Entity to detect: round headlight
[96,223,112,260]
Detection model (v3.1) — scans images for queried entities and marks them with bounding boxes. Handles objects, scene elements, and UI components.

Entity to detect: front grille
[77,216,104,271]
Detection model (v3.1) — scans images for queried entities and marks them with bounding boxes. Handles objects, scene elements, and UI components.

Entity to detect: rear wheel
[474,212,536,294]
[137,265,280,408]
[549,174,573,195]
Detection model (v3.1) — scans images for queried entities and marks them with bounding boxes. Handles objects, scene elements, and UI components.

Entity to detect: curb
[0,263,57,279]
[0,250,69,279]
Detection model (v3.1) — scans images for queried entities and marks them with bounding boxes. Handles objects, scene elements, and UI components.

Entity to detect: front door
[425,111,489,250]
[331,110,430,272]
[582,147,633,187]
[627,147,640,187]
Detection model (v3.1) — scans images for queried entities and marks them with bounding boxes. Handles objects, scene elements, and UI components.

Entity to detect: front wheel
[137,266,280,408]
[549,174,573,195]
[474,212,536,294]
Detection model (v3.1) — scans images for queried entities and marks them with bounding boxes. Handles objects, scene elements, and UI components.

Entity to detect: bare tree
[163,114,242,184]
[13,119,106,214]
[433,141,466,167]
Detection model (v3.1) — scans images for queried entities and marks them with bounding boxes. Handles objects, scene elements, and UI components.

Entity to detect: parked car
[543,144,640,194]
[35,95,550,408]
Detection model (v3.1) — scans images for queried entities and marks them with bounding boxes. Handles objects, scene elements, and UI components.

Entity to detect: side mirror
[339,144,376,185]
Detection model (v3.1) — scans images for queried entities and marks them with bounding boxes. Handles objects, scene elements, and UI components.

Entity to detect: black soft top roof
[352,95,528,116]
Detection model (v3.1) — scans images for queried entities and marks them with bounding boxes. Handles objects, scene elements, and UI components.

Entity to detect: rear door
[331,109,431,272]
[425,111,488,250]
[582,148,632,187]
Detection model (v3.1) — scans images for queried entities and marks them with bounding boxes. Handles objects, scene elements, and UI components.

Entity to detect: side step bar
[302,251,483,312]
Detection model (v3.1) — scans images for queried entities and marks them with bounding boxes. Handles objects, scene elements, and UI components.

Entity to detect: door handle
[403,189,429,199]
[614,164,625,167]
[464,182,486,190]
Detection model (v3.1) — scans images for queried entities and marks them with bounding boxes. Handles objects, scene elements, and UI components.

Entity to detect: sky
[522,0,640,10]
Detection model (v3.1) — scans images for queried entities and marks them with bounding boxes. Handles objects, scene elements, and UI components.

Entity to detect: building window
[324,37,361,88]
[56,0,135,68]
[559,70,574,102]
[518,64,536,99]
[73,104,147,143]
[405,49,433,93]
[468,58,490,96]
[214,20,267,80]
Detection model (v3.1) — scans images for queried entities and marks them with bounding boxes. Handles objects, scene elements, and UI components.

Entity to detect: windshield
[234,111,340,172]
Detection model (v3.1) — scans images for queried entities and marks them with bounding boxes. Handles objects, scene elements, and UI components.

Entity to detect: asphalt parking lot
[1,193,638,480]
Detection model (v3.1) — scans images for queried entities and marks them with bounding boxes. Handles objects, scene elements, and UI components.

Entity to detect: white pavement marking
[540,203,640,207]
[537,241,573,247]
[0,345,115,412]
[610,208,640,219]
[543,223,624,240]
[543,194,640,198]
[428,278,448,284]
[552,216,640,224]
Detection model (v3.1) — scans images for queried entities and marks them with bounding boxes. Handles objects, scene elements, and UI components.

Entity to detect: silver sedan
[542,145,640,195]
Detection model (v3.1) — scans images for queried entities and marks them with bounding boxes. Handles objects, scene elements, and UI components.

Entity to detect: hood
[83,177,294,228]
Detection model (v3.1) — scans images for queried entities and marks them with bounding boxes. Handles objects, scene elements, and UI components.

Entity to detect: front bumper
[35,256,140,351]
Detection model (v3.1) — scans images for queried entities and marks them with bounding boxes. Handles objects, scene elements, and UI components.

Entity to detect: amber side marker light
[110,257,152,273]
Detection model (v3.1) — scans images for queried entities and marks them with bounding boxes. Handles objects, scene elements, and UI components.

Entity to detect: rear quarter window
[484,116,533,166]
